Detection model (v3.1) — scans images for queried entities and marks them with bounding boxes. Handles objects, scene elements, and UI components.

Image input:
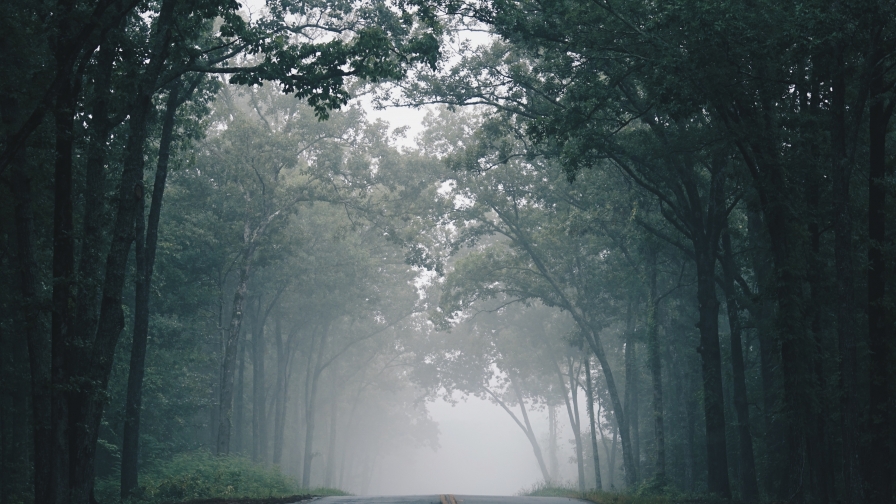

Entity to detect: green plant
[95,450,348,503]
[519,480,737,504]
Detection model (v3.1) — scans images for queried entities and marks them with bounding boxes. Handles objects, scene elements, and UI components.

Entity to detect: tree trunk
[217,238,255,455]
[720,228,759,501]
[11,143,51,504]
[866,67,894,504]
[559,359,586,494]
[74,30,115,391]
[235,330,246,454]
[49,46,77,504]
[623,301,640,485]
[324,397,338,488]
[510,381,552,483]
[272,318,295,466]
[694,243,731,499]
[501,214,637,488]
[252,308,268,463]
[66,3,176,501]
[609,426,618,489]
[121,79,185,499]
[548,405,559,481]
[584,357,602,490]
[303,322,330,487]
[746,205,787,498]
[645,249,665,484]
[584,321,636,489]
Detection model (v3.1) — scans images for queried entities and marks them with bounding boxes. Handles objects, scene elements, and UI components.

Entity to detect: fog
[369,395,576,496]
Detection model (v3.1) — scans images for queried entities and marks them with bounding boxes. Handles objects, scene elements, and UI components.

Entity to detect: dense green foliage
[521,481,728,504]
[1,0,894,503]
[94,452,323,503]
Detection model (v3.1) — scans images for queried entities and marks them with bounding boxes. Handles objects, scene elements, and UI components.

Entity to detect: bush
[519,480,735,504]
[95,451,347,504]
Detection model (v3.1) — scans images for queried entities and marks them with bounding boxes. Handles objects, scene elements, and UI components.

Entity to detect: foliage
[94,451,349,504]
[520,480,731,504]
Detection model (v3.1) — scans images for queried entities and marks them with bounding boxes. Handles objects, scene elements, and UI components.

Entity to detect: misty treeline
[0,0,894,503]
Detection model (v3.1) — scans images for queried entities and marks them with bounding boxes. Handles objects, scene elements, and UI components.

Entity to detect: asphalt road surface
[309,496,584,504]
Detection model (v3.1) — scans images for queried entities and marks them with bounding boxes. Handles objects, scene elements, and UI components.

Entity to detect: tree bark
[303,321,330,487]
[584,356,602,490]
[558,359,586,494]
[645,248,665,484]
[272,318,297,466]
[866,64,894,504]
[511,382,552,483]
[484,379,552,483]
[74,29,116,385]
[235,330,246,454]
[694,241,731,499]
[121,78,185,499]
[720,228,759,501]
[66,2,176,501]
[491,207,637,487]
[623,301,640,485]
[746,205,787,498]
[252,304,268,463]
[10,143,51,504]
[548,405,559,481]
[324,397,338,488]
[49,41,77,504]
[216,237,255,455]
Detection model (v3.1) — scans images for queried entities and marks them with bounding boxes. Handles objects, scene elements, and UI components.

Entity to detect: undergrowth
[95,451,350,503]
[520,480,735,504]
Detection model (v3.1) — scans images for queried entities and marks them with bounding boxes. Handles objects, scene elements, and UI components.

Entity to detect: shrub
[95,451,345,503]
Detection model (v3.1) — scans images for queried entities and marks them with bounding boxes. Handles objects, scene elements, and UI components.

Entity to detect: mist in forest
[369,396,550,495]
[2,1,895,504]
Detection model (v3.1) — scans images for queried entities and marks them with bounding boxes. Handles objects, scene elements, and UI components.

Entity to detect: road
[308,496,585,504]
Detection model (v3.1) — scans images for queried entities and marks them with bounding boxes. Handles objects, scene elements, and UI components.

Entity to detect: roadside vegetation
[94,452,349,504]
[521,482,732,504]
[1,0,894,502]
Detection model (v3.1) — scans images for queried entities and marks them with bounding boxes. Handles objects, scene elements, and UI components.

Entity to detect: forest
[0,0,893,503]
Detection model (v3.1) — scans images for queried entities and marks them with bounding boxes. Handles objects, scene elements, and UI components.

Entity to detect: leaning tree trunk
[510,381,552,483]
[583,323,636,489]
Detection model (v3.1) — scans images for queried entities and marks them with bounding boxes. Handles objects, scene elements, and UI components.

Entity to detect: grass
[95,451,350,504]
[520,481,734,504]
